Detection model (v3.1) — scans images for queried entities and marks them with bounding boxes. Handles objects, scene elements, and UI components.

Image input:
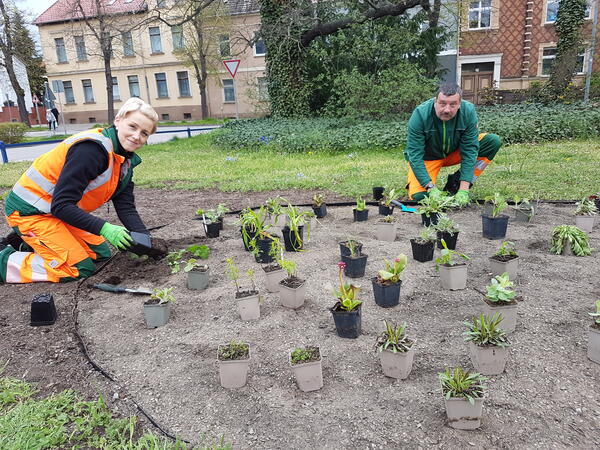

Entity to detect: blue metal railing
[0,127,216,164]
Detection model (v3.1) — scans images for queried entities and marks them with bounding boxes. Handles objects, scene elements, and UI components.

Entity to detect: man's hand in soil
[100,223,132,250]
[454,189,470,207]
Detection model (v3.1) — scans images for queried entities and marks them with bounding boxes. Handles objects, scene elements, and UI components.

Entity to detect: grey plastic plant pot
[514,208,534,222]
[218,346,251,389]
[375,222,396,241]
[143,302,171,328]
[588,326,600,364]
[186,267,209,291]
[264,267,286,293]
[444,397,484,430]
[279,279,307,309]
[237,293,260,321]
[379,345,415,379]
[439,264,467,290]
[469,342,508,375]
[481,299,517,333]
[575,216,595,233]
[290,350,323,392]
[489,256,518,281]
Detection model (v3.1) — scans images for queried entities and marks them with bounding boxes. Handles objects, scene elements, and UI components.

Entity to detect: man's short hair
[436,83,462,98]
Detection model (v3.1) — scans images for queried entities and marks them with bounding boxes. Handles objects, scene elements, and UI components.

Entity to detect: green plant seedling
[334,261,362,311]
[226,257,240,293]
[417,191,456,217]
[218,340,249,360]
[187,244,210,259]
[278,258,297,279]
[574,196,598,216]
[463,313,510,348]
[589,300,600,325]
[433,213,459,234]
[494,241,518,258]
[355,196,366,211]
[312,193,325,207]
[183,258,208,273]
[414,226,437,244]
[150,287,176,304]
[283,202,314,250]
[485,273,516,303]
[484,193,508,218]
[166,249,187,274]
[377,254,407,284]
[290,346,320,365]
[435,239,470,270]
[550,225,593,256]
[380,187,399,207]
[376,320,412,353]
[438,367,487,405]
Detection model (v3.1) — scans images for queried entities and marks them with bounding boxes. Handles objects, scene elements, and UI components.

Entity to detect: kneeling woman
[0,98,158,283]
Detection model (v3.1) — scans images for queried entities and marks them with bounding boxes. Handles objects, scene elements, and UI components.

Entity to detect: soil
[235,290,258,299]
[491,254,519,262]
[280,276,304,289]
[1,189,600,448]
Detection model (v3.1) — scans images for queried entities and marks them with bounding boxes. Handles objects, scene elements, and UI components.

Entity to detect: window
[82,79,94,103]
[257,77,268,101]
[171,25,184,50]
[254,35,266,56]
[74,36,87,61]
[112,77,120,101]
[128,75,140,97]
[55,38,67,63]
[155,72,168,98]
[468,0,491,29]
[541,47,585,76]
[122,31,134,56]
[63,81,75,103]
[183,112,191,119]
[177,71,190,96]
[219,35,230,57]
[223,79,235,102]
[546,0,591,23]
[149,26,163,53]
[161,113,170,120]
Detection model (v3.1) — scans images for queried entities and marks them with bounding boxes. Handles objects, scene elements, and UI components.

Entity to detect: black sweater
[50,140,147,235]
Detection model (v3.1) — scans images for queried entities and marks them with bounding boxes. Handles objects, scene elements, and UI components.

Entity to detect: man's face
[434,93,461,121]
[114,111,155,152]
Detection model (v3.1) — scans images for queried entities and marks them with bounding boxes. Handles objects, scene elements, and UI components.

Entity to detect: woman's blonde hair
[115,97,159,133]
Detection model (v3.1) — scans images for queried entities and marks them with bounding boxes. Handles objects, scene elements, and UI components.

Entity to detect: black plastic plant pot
[312,204,327,218]
[217,216,224,230]
[128,231,152,256]
[421,213,439,227]
[31,293,57,326]
[330,302,362,339]
[341,254,368,278]
[378,204,394,216]
[481,214,509,240]
[205,221,221,238]
[437,231,459,250]
[282,226,303,252]
[253,236,276,264]
[339,241,363,258]
[371,277,402,308]
[372,186,385,201]
[353,208,369,222]
[410,239,434,263]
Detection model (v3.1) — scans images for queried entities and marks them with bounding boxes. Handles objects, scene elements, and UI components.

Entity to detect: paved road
[3,125,220,163]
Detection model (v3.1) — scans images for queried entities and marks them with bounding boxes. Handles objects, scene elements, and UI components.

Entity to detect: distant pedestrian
[46,109,57,130]
[51,107,60,123]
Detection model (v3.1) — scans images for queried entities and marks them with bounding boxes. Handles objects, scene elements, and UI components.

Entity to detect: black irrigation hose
[70,254,192,446]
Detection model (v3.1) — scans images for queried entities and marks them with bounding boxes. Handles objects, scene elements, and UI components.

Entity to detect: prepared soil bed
[1,188,599,448]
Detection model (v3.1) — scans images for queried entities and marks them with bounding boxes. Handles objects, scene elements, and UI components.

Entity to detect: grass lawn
[1,135,599,199]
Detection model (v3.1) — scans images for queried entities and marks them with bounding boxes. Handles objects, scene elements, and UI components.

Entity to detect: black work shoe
[443,171,462,195]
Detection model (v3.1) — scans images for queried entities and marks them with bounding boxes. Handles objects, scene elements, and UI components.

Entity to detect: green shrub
[0,122,28,144]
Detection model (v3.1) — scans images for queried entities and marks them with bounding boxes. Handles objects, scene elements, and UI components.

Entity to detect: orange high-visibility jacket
[11,129,128,214]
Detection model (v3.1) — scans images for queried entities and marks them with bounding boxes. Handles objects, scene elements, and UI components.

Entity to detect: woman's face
[114,111,155,152]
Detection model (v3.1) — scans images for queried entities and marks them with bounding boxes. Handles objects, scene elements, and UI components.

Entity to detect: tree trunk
[101,31,114,123]
[193,20,209,119]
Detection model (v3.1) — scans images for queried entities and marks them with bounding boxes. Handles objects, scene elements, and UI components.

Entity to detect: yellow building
[34,0,268,123]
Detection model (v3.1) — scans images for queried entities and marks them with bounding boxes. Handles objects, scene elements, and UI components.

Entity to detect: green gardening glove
[454,189,470,207]
[427,187,442,200]
[100,223,133,250]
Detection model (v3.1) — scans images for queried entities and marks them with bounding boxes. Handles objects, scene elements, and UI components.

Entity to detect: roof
[33,0,148,26]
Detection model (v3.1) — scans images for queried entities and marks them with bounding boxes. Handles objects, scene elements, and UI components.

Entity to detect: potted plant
[378,187,398,216]
[482,193,509,240]
[184,259,210,291]
[435,239,470,290]
[433,213,459,250]
[371,254,407,308]
[376,320,415,379]
[588,300,600,364]
[573,196,597,233]
[218,340,251,389]
[339,238,363,258]
[215,203,230,230]
[511,196,534,223]
[143,287,175,328]
[196,208,221,238]
[375,215,396,241]
[312,193,327,218]
[550,225,593,256]
[489,241,518,281]
[289,346,323,392]
[266,196,287,227]
[372,186,385,201]
[353,196,369,222]
[226,258,260,321]
[481,273,517,332]
[410,226,436,263]
[340,241,368,278]
[262,238,286,293]
[417,192,455,227]
[278,258,307,309]
[439,367,487,430]
[463,313,510,375]
[330,262,362,339]
[282,203,314,251]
